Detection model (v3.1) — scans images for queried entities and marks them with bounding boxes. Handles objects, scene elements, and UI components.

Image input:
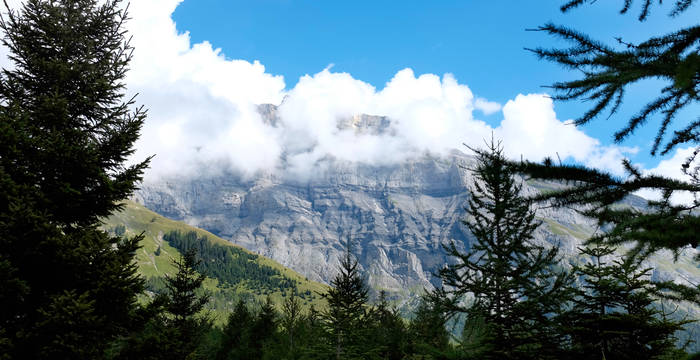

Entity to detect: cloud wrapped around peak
[123,0,644,180]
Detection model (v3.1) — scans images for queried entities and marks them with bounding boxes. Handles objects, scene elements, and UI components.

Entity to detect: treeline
[110,246,455,360]
[111,142,698,360]
[163,230,298,294]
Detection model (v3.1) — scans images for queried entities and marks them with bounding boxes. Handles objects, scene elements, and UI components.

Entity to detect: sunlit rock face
[134,106,699,308]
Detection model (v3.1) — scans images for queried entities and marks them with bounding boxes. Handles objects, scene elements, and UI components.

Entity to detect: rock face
[136,152,475,292]
[134,149,699,302]
[134,106,700,309]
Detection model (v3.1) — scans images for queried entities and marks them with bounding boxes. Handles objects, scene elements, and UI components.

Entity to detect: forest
[0,0,698,359]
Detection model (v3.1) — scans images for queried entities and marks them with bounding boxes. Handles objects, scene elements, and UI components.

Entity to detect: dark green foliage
[165,248,211,329]
[559,245,694,359]
[438,141,573,360]
[0,0,150,226]
[216,299,253,360]
[560,0,696,20]
[0,0,150,358]
[164,230,297,292]
[114,249,212,360]
[408,293,452,358]
[366,291,410,360]
[215,297,280,360]
[515,160,700,262]
[321,248,376,359]
[278,287,305,358]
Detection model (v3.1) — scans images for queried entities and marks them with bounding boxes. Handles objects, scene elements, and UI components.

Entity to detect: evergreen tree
[530,0,698,156]
[367,291,409,360]
[250,296,278,359]
[559,245,693,360]
[112,249,211,360]
[279,287,304,358]
[438,140,573,360]
[321,246,374,360]
[408,293,452,359]
[216,299,253,360]
[0,0,150,358]
[164,249,211,359]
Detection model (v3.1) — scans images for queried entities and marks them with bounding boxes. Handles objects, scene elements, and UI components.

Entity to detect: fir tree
[321,246,373,360]
[559,245,695,359]
[408,293,451,358]
[367,291,409,360]
[438,140,573,360]
[0,0,149,358]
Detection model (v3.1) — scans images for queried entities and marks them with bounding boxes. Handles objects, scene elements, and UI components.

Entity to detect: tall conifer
[321,246,373,359]
[439,140,573,360]
[0,0,149,358]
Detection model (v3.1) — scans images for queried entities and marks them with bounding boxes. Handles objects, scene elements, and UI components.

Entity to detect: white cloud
[0,0,641,181]
[122,0,638,180]
[474,98,501,115]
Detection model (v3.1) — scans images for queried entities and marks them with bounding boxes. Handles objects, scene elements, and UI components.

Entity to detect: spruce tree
[163,248,212,360]
[114,249,211,360]
[279,287,304,358]
[367,291,409,360]
[216,299,253,360]
[321,246,373,360]
[559,245,693,360]
[0,0,149,358]
[530,0,699,156]
[438,140,573,360]
[408,293,451,358]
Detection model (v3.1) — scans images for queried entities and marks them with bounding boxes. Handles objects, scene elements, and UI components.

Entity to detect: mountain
[134,126,699,300]
[133,106,700,335]
[102,200,328,323]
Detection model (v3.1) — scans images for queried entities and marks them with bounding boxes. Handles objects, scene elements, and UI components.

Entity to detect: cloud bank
[2,0,694,189]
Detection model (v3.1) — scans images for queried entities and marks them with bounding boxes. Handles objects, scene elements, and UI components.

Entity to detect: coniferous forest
[0,0,699,359]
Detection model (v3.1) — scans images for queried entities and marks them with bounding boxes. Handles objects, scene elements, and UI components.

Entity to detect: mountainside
[133,152,700,305]
[102,200,328,323]
[134,106,700,326]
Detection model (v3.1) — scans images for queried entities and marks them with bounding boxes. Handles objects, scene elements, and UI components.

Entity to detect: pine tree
[438,140,573,360]
[321,246,373,360]
[0,0,150,358]
[559,245,693,359]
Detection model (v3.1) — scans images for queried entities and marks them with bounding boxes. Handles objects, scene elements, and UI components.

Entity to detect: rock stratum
[134,108,699,306]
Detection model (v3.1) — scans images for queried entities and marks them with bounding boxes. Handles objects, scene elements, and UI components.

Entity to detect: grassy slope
[102,200,328,324]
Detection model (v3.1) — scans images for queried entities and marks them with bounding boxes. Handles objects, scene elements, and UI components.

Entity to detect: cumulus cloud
[474,98,502,115]
[0,0,641,181]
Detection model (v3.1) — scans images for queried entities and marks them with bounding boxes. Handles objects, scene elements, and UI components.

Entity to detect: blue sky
[103,0,700,183]
[170,0,699,168]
